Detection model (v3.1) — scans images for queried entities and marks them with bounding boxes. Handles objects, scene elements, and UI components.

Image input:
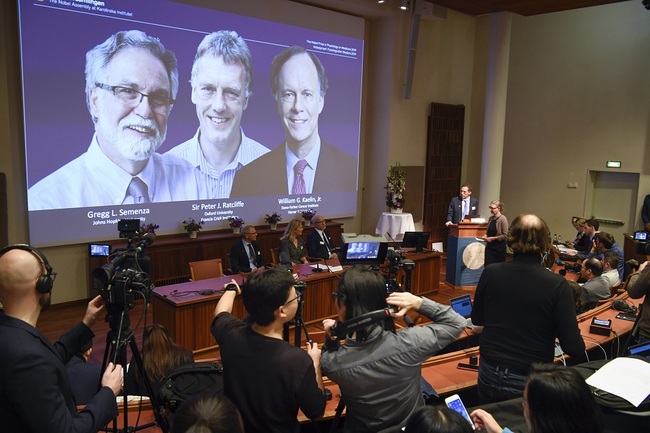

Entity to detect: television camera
[385,248,416,293]
[92,219,155,331]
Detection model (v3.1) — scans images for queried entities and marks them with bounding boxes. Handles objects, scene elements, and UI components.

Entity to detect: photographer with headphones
[0,244,123,433]
[321,266,466,433]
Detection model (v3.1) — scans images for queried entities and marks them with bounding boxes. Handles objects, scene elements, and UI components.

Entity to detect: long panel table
[152,252,441,351]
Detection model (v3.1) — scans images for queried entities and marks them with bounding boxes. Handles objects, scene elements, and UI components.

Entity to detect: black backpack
[158,361,224,412]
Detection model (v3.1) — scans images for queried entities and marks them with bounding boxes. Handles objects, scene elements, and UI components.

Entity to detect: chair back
[270,248,279,266]
[189,258,223,281]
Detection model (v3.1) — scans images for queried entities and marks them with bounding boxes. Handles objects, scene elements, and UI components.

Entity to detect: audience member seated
[624,258,640,282]
[567,280,586,314]
[306,214,337,260]
[595,232,624,280]
[125,324,194,400]
[211,271,325,433]
[601,251,621,288]
[171,393,244,433]
[404,406,473,433]
[574,219,599,260]
[229,225,264,273]
[279,219,308,265]
[470,363,603,433]
[321,266,466,433]
[65,337,102,405]
[471,214,585,404]
[565,217,590,252]
[580,258,611,311]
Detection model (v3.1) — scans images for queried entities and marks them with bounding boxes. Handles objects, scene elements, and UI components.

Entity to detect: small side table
[375,212,415,241]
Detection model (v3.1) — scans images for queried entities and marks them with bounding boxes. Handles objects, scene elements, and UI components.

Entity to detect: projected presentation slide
[19,0,363,246]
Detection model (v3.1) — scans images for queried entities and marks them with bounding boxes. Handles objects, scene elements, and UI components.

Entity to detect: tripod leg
[128,338,170,433]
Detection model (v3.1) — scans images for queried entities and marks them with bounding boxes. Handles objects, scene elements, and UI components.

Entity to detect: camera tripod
[100,307,169,433]
[283,283,310,347]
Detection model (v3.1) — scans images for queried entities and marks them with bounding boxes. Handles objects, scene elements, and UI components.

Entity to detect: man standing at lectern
[445,183,479,225]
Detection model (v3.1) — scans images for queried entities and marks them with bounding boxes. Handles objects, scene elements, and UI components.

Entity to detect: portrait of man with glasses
[211,269,325,433]
[28,30,209,210]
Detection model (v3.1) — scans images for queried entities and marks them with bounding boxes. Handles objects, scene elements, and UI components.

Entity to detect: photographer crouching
[321,266,466,433]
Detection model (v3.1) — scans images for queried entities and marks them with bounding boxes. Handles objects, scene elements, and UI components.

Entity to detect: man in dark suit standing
[445,183,479,225]
[229,225,264,273]
[0,245,123,433]
[306,215,337,260]
[231,45,357,197]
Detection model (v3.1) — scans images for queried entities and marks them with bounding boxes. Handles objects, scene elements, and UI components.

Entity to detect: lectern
[446,221,488,289]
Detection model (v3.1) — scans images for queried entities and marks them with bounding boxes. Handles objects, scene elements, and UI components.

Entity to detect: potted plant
[182,218,203,239]
[264,212,282,230]
[301,209,316,225]
[228,216,245,234]
[385,162,406,213]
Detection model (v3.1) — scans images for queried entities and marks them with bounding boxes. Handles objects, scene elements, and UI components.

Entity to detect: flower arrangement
[264,212,282,224]
[385,162,406,210]
[182,218,203,233]
[228,216,245,228]
[140,223,159,235]
[301,209,316,220]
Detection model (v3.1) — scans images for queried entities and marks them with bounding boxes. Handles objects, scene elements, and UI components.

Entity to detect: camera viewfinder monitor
[89,244,111,257]
[401,231,430,252]
[339,241,388,266]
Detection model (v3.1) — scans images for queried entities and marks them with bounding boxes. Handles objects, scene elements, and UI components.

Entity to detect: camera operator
[0,245,123,433]
[321,266,466,433]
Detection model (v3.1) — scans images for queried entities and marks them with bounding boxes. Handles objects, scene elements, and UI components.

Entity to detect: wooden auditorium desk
[152,253,442,351]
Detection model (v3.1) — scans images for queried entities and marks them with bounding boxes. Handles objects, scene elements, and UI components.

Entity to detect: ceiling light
[400,0,410,11]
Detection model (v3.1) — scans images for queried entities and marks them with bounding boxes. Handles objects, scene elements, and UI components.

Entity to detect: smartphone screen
[593,318,611,327]
[445,394,475,430]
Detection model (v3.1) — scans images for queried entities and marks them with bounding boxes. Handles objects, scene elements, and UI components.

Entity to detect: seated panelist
[229,225,264,273]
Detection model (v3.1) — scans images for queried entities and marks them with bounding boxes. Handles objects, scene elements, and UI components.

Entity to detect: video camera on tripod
[384,249,416,292]
[92,219,155,329]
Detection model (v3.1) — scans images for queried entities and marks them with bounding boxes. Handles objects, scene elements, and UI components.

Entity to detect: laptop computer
[450,294,474,328]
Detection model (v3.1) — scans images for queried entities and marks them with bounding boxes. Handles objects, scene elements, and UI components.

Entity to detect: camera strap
[331,308,391,340]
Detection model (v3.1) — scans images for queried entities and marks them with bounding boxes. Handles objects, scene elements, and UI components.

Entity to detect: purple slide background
[18,0,363,246]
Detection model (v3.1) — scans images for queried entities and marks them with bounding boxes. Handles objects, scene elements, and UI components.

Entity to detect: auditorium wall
[2,0,648,303]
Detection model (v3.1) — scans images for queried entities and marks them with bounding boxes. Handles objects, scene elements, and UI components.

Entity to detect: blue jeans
[477,358,528,404]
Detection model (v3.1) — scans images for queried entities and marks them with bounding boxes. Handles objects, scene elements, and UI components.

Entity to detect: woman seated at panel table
[280,219,308,265]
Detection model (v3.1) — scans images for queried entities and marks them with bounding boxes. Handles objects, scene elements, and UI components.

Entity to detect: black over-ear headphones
[0,244,56,294]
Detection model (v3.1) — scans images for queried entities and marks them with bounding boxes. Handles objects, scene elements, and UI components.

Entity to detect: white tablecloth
[375,212,415,241]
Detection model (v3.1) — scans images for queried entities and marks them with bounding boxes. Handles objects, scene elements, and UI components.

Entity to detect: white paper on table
[557,245,578,254]
[585,357,650,407]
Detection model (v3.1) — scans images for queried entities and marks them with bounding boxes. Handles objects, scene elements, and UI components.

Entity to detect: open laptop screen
[450,295,473,319]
